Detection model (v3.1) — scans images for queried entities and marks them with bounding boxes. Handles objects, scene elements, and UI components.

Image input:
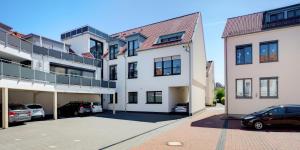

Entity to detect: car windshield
[9,104,27,110]
[82,103,91,106]
[93,102,100,105]
[177,104,187,106]
[27,105,42,109]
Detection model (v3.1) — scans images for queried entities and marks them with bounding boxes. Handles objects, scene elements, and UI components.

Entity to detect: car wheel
[254,121,264,130]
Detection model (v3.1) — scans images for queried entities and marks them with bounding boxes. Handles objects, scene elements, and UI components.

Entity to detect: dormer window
[287,9,300,18]
[156,32,185,44]
[269,12,284,22]
[128,39,138,57]
[109,44,119,60]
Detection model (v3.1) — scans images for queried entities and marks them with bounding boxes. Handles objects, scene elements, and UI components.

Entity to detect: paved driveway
[0,111,187,150]
[134,104,300,150]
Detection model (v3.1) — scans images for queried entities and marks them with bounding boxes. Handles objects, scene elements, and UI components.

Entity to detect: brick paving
[132,106,226,150]
[133,105,300,150]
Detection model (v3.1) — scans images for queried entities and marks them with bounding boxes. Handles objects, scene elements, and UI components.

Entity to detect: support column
[112,93,116,115]
[53,91,57,120]
[2,88,8,129]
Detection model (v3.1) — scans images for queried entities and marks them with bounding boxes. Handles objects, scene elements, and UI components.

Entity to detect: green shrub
[221,97,225,105]
[215,88,225,102]
[213,100,217,105]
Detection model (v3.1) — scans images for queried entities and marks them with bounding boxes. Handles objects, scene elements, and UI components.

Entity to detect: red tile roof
[222,12,263,38]
[82,52,94,59]
[104,12,199,56]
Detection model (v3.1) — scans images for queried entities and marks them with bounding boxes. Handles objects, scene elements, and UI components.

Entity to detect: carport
[1,88,58,129]
[169,86,189,112]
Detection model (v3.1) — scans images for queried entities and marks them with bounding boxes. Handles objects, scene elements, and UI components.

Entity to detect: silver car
[0,104,31,123]
[26,104,45,119]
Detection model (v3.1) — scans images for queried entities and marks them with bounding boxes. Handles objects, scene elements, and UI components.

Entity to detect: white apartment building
[62,12,208,114]
[1,12,210,128]
[0,24,115,129]
[223,4,300,116]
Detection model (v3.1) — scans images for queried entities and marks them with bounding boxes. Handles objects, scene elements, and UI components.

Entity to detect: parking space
[0,111,187,150]
[1,88,57,128]
[0,88,104,128]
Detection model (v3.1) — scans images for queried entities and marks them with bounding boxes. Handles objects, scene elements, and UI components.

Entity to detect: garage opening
[169,86,189,113]
[1,88,57,128]
[57,93,101,118]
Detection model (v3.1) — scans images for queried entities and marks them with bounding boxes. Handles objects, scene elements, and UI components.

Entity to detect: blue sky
[1,0,299,84]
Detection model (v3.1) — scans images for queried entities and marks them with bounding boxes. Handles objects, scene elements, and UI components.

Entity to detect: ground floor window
[146,91,162,104]
[236,78,252,99]
[128,92,138,104]
[109,93,118,103]
[260,77,278,98]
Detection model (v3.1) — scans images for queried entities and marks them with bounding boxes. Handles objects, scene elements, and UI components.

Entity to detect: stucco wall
[190,13,207,114]
[226,25,300,115]
[206,62,215,105]
[104,45,190,112]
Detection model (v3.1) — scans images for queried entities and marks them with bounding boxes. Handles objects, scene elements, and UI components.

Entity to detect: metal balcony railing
[0,60,116,88]
[0,29,102,68]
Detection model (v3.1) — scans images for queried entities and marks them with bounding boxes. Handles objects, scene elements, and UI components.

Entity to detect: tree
[215,87,225,102]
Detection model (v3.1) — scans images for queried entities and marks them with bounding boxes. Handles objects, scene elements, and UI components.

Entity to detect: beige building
[205,61,215,106]
[223,4,300,116]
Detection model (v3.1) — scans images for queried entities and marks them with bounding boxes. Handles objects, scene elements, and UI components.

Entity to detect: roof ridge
[110,12,199,36]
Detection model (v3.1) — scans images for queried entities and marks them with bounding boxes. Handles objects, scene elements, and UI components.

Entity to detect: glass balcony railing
[0,61,116,88]
[0,29,102,68]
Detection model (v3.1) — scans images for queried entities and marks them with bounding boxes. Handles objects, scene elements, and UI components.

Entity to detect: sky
[1,0,299,84]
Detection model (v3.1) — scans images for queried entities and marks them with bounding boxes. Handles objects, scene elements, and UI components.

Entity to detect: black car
[241,105,300,130]
[58,101,92,117]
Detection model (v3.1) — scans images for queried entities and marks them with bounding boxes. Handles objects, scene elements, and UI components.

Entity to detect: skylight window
[156,32,185,44]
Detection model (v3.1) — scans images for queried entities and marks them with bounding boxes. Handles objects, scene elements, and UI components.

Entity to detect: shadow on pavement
[191,114,300,132]
[94,111,187,123]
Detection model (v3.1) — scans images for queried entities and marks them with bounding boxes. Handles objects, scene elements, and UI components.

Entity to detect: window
[154,55,181,76]
[50,65,95,77]
[269,107,285,115]
[147,91,162,104]
[260,41,278,63]
[128,39,139,56]
[109,44,119,60]
[286,107,300,114]
[270,12,284,22]
[260,77,278,98]
[71,30,76,36]
[109,93,118,104]
[76,28,82,34]
[67,69,81,76]
[156,32,185,44]
[109,65,117,80]
[287,9,300,18]
[128,62,137,79]
[236,79,252,98]
[236,45,252,65]
[128,92,138,104]
[90,39,103,59]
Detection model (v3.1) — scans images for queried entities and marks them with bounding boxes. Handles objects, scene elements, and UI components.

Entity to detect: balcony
[0,29,102,67]
[0,60,116,89]
[262,16,300,30]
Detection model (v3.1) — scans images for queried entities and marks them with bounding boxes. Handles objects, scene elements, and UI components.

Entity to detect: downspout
[123,54,127,112]
[184,43,192,116]
[224,38,229,116]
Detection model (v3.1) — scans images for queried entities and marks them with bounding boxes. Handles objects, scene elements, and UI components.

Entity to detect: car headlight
[243,115,255,120]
